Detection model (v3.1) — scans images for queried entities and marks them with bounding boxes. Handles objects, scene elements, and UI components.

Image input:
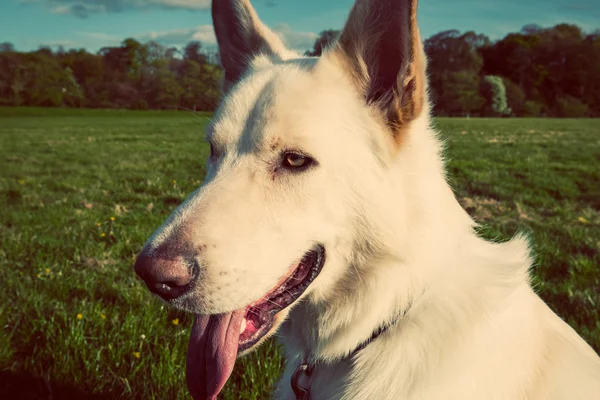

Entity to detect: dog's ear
[212,0,292,92]
[327,0,426,141]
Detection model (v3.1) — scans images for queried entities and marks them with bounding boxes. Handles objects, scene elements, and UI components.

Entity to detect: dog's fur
[141,0,600,398]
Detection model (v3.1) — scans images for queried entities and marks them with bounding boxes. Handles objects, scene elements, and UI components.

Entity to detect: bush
[502,78,526,116]
[131,99,149,110]
[555,96,590,118]
[523,100,544,117]
[480,75,510,116]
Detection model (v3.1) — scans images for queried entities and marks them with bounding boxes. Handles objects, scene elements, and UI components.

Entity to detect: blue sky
[1,0,598,53]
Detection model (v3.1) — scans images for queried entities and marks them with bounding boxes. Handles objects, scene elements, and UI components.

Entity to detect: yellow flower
[96,222,101,227]
[578,216,589,224]
[18,179,25,185]
[100,233,106,237]
[36,273,41,279]
[45,268,50,274]
[172,318,179,325]
[100,314,106,320]
[109,216,115,221]
[77,314,83,320]
[133,352,141,359]
[172,180,177,184]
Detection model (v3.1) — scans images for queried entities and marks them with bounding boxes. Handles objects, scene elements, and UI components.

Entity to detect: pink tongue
[186,310,245,400]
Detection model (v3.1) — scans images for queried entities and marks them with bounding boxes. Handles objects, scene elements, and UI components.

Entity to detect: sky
[1,0,598,54]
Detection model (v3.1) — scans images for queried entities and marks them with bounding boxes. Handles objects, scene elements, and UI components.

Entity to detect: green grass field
[1,107,599,399]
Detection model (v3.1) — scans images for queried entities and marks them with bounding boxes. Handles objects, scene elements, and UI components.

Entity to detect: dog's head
[134,0,428,398]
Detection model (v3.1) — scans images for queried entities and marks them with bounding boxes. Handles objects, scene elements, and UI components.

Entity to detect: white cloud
[39,40,76,47]
[137,24,317,53]
[191,25,218,45]
[151,0,210,10]
[74,31,122,49]
[23,0,286,16]
[32,0,211,18]
[80,31,121,42]
[137,25,216,49]
[50,5,72,15]
[272,24,318,53]
[61,23,315,54]
[51,3,107,18]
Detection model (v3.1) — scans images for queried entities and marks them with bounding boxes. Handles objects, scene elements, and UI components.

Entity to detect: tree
[0,42,15,53]
[305,30,340,56]
[425,30,488,116]
[139,58,183,109]
[442,72,485,116]
[184,41,208,65]
[121,38,148,79]
[99,46,129,80]
[36,46,53,57]
[57,49,105,107]
[481,23,599,116]
[502,78,526,116]
[179,59,222,111]
[583,32,600,115]
[481,32,540,94]
[1,24,597,116]
[14,52,80,107]
[481,75,510,116]
[425,30,488,75]
[0,49,19,104]
[521,24,542,35]
[61,67,85,107]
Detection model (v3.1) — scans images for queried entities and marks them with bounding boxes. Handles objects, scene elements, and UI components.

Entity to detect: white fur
[146,0,600,398]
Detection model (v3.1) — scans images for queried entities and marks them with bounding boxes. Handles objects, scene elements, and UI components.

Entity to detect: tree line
[307,24,600,117]
[1,22,599,117]
[0,40,221,111]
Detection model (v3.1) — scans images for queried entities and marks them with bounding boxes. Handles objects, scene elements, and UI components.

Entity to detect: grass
[1,107,598,399]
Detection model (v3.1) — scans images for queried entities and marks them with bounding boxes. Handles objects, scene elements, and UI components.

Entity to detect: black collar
[290,312,402,400]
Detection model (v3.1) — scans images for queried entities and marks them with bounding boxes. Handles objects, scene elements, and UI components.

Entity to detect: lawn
[1,108,598,399]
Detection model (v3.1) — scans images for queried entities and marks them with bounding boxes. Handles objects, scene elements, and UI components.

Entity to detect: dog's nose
[134,248,197,301]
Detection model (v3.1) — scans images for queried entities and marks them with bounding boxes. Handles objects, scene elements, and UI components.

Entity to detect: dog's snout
[134,247,198,301]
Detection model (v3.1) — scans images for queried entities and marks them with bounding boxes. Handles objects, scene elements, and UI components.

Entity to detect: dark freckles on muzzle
[134,240,200,302]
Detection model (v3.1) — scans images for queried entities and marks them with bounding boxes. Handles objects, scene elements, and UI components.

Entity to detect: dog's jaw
[183,245,326,399]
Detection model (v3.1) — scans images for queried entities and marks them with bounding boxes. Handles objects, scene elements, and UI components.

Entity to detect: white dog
[134,0,600,398]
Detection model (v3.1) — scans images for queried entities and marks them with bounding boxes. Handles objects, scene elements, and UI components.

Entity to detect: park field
[1,108,598,399]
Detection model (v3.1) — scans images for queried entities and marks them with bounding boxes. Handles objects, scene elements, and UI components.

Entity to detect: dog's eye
[282,152,312,170]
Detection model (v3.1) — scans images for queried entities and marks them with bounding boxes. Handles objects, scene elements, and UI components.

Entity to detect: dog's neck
[282,253,417,364]
[281,236,531,383]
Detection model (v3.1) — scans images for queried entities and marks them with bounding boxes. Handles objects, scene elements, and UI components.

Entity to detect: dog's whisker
[176,106,211,123]
[245,308,262,318]
[352,263,364,287]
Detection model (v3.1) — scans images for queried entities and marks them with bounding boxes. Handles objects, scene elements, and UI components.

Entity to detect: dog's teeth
[240,318,247,334]
[260,312,269,324]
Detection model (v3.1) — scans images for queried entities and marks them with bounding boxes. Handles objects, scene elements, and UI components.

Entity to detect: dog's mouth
[238,244,325,352]
[186,244,325,400]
